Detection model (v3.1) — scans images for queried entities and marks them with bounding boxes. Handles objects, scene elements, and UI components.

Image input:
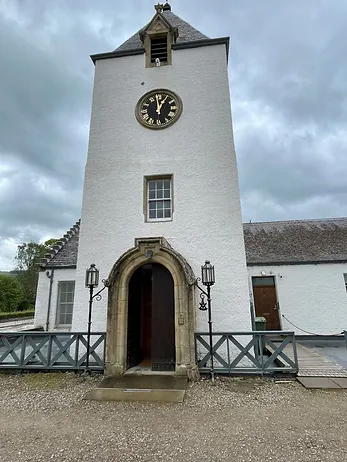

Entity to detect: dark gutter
[246,259,347,267]
[41,265,77,270]
[173,37,230,61]
[91,48,145,64]
[90,37,230,65]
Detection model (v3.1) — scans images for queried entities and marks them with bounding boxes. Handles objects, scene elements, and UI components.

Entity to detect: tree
[14,239,58,305]
[0,274,23,312]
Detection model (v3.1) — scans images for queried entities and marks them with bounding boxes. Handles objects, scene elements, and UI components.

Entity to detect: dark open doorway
[127,263,175,371]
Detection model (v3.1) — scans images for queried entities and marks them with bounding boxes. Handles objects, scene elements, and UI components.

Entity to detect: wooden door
[141,266,152,361]
[252,277,280,330]
[127,267,142,368]
[151,264,175,371]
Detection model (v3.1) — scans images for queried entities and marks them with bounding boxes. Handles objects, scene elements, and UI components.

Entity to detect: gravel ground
[0,373,347,462]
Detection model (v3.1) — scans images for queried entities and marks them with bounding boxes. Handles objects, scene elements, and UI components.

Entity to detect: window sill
[146,218,173,223]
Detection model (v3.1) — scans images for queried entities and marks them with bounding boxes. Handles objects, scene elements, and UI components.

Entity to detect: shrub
[0,310,35,320]
[0,274,23,313]
[16,300,30,311]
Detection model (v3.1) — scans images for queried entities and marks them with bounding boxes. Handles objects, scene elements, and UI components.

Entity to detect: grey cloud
[1,0,347,269]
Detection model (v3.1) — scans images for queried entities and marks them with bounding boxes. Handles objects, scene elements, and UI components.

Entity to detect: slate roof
[40,221,80,269]
[43,218,347,269]
[244,218,347,265]
[115,9,209,53]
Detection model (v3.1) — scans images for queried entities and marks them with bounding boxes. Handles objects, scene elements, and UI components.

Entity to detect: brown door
[252,277,281,330]
[127,267,142,368]
[151,264,175,371]
[127,264,175,371]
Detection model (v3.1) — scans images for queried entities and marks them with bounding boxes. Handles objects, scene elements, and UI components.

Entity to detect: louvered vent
[151,37,168,63]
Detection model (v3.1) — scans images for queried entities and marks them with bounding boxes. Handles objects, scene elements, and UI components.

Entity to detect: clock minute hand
[155,94,161,114]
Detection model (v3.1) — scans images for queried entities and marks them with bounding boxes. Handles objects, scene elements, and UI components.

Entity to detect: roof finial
[155,3,164,13]
[163,1,171,11]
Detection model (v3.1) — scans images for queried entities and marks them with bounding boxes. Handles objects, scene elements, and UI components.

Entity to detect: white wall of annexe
[248,263,347,335]
[71,43,251,336]
[34,268,77,331]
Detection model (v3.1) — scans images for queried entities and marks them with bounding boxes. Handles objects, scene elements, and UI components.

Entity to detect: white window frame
[144,175,173,222]
[56,281,75,327]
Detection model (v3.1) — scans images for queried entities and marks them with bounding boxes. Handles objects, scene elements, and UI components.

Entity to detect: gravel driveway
[1,373,347,462]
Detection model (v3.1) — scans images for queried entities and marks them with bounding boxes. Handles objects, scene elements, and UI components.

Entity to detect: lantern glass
[201,261,215,286]
[85,264,99,288]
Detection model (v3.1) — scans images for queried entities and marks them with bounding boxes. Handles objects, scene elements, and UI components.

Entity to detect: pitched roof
[43,217,347,270]
[90,7,227,64]
[40,221,80,269]
[244,217,347,265]
[115,9,209,53]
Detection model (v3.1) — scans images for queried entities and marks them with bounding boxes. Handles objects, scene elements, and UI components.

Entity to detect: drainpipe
[45,269,54,332]
[250,298,256,331]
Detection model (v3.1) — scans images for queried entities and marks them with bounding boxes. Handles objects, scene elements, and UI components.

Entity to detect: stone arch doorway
[127,263,175,371]
[106,237,199,379]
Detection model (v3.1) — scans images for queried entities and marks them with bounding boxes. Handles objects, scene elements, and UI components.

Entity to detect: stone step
[84,375,188,403]
[85,387,185,402]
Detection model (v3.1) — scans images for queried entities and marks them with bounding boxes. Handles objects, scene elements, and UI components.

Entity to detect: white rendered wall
[248,264,347,335]
[34,268,76,331]
[72,43,251,334]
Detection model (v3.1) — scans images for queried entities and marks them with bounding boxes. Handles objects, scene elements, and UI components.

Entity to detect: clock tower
[72,3,251,378]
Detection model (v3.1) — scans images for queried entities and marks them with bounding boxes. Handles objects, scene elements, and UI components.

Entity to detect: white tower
[72,3,251,377]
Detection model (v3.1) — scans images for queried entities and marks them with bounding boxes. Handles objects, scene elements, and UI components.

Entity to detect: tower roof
[115,9,209,53]
[91,5,229,64]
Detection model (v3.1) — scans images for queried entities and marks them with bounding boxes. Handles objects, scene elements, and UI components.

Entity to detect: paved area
[303,341,347,370]
[1,373,347,461]
[0,318,35,333]
[297,376,347,389]
[297,343,347,378]
[279,341,347,385]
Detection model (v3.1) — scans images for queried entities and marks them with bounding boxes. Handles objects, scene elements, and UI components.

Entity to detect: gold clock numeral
[149,97,155,103]
[169,100,175,104]
[141,109,148,114]
[156,94,162,100]
[148,118,154,124]
[165,118,169,123]
[171,106,177,111]
[143,103,149,108]
[157,120,162,125]
[168,111,175,117]
[143,114,149,120]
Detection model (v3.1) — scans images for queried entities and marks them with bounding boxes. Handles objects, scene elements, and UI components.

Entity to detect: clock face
[136,89,182,129]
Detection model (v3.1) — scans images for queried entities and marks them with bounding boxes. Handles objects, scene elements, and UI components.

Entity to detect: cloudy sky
[1,0,347,270]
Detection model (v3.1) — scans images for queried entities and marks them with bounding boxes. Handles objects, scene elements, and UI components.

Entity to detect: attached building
[36,217,347,341]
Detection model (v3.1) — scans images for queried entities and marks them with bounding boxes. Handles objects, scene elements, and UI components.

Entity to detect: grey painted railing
[0,332,106,371]
[195,331,298,375]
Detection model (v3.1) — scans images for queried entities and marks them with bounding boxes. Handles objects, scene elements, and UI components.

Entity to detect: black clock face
[136,90,182,129]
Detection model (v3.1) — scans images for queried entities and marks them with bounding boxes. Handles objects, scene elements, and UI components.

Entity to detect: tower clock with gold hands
[136,89,183,129]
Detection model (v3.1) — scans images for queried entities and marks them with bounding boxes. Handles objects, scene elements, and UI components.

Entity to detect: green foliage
[0,310,35,320]
[0,274,23,312]
[14,239,59,305]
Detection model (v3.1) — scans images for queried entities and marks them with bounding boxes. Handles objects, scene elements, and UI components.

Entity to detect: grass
[0,310,35,321]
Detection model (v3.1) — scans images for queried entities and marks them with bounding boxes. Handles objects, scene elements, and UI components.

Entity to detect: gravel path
[1,373,347,462]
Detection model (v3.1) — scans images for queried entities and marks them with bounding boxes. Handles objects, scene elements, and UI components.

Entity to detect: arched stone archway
[106,237,199,380]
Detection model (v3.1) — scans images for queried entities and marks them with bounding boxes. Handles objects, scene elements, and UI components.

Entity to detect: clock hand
[155,94,161,114]
[157,96,169,115]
